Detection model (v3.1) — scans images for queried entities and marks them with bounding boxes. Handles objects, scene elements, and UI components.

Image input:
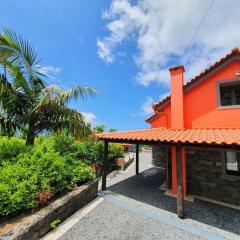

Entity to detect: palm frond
[0,107,16,136]
[0,26,39,67]
[4,63,31,94]
[33,102,87,136]
[51,107,87,135]
[62,85,97,103]
[0,27,46,91]
[46,84,98,105]
[33,84,97,114]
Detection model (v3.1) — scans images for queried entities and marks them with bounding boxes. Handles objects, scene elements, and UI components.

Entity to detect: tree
[94,124,106,133]
[0,27,97,145]
[109,128,117,132]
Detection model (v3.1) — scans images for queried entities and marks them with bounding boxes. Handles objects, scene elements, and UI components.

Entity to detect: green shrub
[0,137,27,164]
[51,134,76,156]
[71,161,96,185]
[0,134,123,218]
[72,141,98,164]
[70,140,124,166]
[0,135,95,217]
[109,143,124,160]
[50,219,61,229]
[0,163,39,216]
[22,150,72,193]
[35,135,124,166]
[92,141,124,165]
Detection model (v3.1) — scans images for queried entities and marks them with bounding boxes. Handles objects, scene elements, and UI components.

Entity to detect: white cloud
[131,96,154,117]
[98,0,240,86]
[82,112,97,124]
[141,97,154,114]
[38,65,62,75]
[97,39,114,63]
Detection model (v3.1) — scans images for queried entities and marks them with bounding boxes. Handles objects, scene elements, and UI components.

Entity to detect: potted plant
[116,157,124,169]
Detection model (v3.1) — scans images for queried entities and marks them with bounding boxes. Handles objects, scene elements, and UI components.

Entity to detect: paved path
[43,152,240,240]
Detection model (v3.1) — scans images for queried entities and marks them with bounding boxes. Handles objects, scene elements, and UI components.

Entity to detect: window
[219,81,240,106]
[225,151,240,176]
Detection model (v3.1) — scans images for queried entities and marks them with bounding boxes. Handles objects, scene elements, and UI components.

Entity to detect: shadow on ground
[108,167,240,235]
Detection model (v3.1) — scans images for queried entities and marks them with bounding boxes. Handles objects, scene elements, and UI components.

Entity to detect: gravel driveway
[43,152,240,240]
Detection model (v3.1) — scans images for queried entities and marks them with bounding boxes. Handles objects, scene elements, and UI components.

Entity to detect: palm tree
[0,27,97,145]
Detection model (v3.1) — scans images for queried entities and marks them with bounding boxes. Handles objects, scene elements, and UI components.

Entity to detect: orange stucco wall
[151,104,171,128]
[184,60,240,128]
[150,59,240,197]
[151,60,240,129]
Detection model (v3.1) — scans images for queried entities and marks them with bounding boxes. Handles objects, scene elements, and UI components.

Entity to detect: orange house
[97,48,240,211]
[146,48,240,204]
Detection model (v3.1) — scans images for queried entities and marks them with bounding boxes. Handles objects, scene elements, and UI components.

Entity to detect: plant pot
[116,158,124,170]
[92,163,103,177]
[92,164,97,173]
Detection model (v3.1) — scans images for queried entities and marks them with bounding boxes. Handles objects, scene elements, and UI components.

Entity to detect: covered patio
[46,150,240,240]
[96,127,240,219]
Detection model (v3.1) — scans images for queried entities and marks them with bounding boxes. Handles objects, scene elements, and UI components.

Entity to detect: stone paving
[46,152,240,240]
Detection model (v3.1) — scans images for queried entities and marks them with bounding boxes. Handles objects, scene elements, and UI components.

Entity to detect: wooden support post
[102,141,109,190]
[176,146,184,219]
[171,147,177,194]
[166,146,169,190]
[136,144,139,175]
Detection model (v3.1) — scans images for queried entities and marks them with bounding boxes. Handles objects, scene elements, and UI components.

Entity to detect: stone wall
[152,145,167,168]
[151,146,240,205]
[186,148,240,205]
[1,180,98,240]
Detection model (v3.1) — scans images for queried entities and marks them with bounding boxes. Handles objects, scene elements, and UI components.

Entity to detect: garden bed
[0,135,123,239]
[0,180,98,240]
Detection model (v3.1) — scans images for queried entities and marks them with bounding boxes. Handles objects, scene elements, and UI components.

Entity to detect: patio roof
[96,128,240,147]
[98,127,240,218]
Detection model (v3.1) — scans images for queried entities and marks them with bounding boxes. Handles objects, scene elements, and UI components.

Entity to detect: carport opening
[101,140,185,219]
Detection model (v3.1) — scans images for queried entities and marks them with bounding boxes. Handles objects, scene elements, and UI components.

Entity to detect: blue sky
[1,0,240,131]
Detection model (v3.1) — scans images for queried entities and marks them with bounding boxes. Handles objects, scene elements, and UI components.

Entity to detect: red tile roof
[96,128,240,147]
[146,48,240,123]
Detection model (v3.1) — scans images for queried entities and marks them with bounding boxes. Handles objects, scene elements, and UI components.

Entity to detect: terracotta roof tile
[96,128,240,146]
[146,48,240,123]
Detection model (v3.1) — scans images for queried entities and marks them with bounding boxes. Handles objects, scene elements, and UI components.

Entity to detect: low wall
[1,180,98,240]
[123,155,135,170]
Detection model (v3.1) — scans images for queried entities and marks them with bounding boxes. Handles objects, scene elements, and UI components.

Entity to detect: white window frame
[216,78,240,109]
[221,150,240,177]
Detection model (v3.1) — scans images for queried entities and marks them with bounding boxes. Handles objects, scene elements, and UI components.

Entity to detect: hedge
[0,134,124,217]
